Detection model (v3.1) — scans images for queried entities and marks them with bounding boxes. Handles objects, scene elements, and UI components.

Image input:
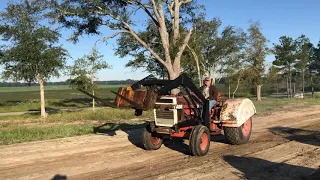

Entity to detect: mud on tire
[189,125,210,156]
[142,125,163,150]
[224,117,252,145]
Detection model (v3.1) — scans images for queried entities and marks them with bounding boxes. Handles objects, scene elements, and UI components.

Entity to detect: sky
[0,0,319,82]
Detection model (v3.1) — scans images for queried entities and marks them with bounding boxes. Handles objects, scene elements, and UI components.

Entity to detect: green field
[0,85,127,113]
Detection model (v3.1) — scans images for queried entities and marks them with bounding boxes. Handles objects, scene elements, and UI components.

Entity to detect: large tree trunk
[276,83,279,96]
[293,81,296,95]
[257,84,262,101]
[168,67,180,94]
[39,78,46,118]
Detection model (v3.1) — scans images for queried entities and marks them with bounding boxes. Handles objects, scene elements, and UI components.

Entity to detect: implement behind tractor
[114,74,256,156]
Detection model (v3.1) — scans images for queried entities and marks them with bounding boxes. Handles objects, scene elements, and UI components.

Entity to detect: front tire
[142,125,163,150]
[224,117,252,145]
[189,125,210,156]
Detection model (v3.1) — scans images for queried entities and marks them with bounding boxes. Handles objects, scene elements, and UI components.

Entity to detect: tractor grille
[155,109,175,126]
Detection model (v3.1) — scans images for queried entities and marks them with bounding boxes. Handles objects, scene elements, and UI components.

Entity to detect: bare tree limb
[174,28,193,64]
[127,0,160,27]
[151,0,172,64]
[179,0,192,6]
[94,32,123,47]
[187,44,202,86]
[166,0,174,18]
[151,0,161,21]
[173,0,180,44]
[127,28,167,68]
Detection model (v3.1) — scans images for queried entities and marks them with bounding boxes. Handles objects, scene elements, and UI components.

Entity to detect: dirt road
[0,106,319,180]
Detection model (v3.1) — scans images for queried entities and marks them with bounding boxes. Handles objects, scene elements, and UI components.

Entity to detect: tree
[68,46,111,111]
[51,0,198,94]
[310,41,320,74]
[273,36,297,99]
[116,21,169,79]
[221,52,246,98]
[309,41,320,98]
[295,35,313,96]
[0,0,67,118]
[195,18,246,84]
[245,22,269,101]
[267,65,282,96]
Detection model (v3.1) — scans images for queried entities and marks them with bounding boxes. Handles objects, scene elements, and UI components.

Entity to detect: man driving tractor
[200,77,219,110]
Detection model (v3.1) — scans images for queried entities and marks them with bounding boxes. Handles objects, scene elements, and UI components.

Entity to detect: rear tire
[224,117,252,145]
[142,125,163,150]
[189,125,210,156]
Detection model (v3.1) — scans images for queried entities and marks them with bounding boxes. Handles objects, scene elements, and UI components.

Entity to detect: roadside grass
[0,108,153,122]
[253,97,320,116]
[0,124,93,145]
[0,108,153,145]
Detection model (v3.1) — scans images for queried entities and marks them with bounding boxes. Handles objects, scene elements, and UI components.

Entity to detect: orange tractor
[114,74,256,156]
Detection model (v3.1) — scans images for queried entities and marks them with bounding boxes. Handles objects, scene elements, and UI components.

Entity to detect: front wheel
[189,125,210,156]
[142,125,163,150]
[223,117,252,145]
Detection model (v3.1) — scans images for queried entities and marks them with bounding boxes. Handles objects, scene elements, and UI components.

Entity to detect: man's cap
[204,77,210,81]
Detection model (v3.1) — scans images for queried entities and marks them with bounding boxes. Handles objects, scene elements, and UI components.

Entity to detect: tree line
[0,0,319,118]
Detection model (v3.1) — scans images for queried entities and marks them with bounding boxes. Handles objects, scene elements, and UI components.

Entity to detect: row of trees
[0,1,319,118]
[271,36,320,98]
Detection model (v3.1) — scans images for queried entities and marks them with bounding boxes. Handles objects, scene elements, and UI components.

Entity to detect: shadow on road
[93,122,227,155]
[93,122,148,149]
[223,155,319,180]
[269,126,320,146]
[51,174,67,180]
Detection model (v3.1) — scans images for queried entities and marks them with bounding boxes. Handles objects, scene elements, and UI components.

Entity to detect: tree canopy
[0,0,67,83]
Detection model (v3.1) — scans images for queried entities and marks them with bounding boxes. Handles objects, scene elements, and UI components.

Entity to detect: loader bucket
[114,86,158,110]
[219,98,256,127]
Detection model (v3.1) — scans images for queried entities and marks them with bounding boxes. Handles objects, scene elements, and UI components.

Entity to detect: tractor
[114,74,256,156]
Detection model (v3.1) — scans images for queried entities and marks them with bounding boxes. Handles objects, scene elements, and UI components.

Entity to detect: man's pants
[209,100,217,110]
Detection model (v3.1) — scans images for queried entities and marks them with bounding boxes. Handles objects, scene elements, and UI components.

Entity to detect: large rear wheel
[142,125,163,150]
[223,117,252,145]
[189,125,210,156]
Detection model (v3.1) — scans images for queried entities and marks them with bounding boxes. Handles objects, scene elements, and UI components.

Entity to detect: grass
[253,97,320,116]
[0,85,124,113]
[0,108,154,145]
[0,124,93,145]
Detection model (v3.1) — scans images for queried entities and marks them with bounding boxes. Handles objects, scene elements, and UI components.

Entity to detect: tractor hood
[219,98,256,127]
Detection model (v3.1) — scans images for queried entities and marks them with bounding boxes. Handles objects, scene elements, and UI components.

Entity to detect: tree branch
[127,28,167,68]
[127,0,160,27]
[174,28,193,64]
[151,0,161,21]
[179,0,192,6]
[166,0,174,18]
[151,0,171,64]
[187,44,201,86]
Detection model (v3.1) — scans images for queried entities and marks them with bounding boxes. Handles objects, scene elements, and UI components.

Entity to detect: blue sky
[1,0,319,81]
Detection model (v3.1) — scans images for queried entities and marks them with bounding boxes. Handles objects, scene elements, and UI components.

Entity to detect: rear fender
[219,98,256,127]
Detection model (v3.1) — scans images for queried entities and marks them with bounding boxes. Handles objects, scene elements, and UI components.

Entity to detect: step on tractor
[114,74,256,156]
